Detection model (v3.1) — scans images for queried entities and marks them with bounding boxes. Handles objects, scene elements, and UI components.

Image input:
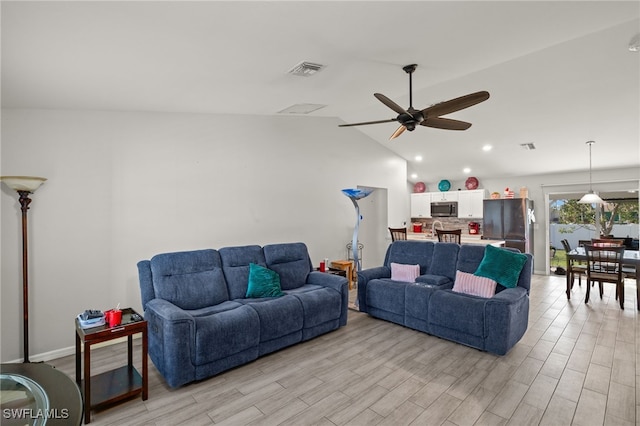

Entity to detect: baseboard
[4,335,141,364]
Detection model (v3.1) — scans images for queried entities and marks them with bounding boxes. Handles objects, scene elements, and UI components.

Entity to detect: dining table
[566,247,640,309]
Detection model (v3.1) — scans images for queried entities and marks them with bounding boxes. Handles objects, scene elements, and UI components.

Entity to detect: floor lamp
[341,188,374,272]
[1,176,47,363]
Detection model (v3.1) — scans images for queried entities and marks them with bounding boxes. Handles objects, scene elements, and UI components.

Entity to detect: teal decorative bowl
[438,180,451,192]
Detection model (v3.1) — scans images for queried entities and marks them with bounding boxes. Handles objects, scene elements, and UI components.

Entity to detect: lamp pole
[1,176,46,363]
[18,190,33,362]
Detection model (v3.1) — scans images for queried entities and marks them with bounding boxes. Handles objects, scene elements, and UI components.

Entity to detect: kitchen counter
[407,232,505,247]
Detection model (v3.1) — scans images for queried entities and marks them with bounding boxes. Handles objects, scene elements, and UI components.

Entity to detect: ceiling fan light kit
[339,64,489,140]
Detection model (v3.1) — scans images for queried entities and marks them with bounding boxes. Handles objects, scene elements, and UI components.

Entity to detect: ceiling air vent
[287,61,325,77]
[520,143,536,150]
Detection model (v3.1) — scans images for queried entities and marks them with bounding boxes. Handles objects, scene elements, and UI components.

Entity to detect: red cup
[319,261,326,272]
[105,309,122,327]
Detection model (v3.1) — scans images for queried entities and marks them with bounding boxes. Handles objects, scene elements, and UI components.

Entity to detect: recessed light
[415,155,423,162]
[410,173,418,179]
[463,168,471,174]
[482,145,492,152]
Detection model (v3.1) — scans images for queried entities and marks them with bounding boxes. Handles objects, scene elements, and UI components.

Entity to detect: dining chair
[584,244,626,309]
[436,229,462,243]
[561,239,586,288]
[388,227,407,242]
[578,240,591,247]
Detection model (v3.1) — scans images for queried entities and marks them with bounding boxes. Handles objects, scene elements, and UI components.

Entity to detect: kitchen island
[408,232,505,246]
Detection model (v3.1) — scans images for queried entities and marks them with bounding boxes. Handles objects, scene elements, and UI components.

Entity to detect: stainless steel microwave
[431,201,458,217]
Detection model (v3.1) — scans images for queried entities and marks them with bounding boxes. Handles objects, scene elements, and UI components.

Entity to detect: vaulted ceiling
[2,1,639,184]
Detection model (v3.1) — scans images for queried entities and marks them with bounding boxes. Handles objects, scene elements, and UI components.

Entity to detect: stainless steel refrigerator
[482,198,535,254]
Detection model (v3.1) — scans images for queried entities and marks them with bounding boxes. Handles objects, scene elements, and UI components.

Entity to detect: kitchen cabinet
[431,191,458,202]
[457,189,487,218]
[410,193,431,218]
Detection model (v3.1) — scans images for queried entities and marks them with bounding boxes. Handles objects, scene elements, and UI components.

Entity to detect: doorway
[356,186,388,270]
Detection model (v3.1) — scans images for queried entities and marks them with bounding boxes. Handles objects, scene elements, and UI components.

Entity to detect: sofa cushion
[366,278,406,316]
[453,270,497,298]
[246,263,285,298]
[150,249,229,310]
[474,245,528,288]
[194,304,260,365]
[185,300,244,318]
[429,243,460,281]
[456,245,487,273]
[386,241,434,274]
[219,245,267,300]
[246,295,303,342]
[263,243,312,290]
[415,274,452,286]
[429,290,487,338]
[390,262,420,282]
[292,288,342,328]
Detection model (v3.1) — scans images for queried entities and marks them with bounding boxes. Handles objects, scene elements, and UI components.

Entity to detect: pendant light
[578,141,604,204]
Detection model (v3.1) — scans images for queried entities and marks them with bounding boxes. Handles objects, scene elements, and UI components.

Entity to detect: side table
[75,308,148,423]
[331,260,356,290]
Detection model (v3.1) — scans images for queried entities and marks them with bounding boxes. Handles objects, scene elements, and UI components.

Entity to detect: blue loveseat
[137,242,348,388]
[357,241,533,355]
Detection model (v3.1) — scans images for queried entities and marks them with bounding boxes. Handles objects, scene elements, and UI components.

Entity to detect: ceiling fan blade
[389,125,407,140]
[338,118,398,127]
[374,93,409,115]
[421,117,472,131]
[422,91,490,118]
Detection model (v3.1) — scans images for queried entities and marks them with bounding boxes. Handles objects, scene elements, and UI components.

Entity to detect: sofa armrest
[307,271,348,293]
[144,299,196,388]
[484,287,529,355]
[356,266,391,313]
[489,286,528,304]
[307,271,349,326]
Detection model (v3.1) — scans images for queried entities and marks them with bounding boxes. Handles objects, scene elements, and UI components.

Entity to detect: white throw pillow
[452,270,497,298]
[390,262,420,282]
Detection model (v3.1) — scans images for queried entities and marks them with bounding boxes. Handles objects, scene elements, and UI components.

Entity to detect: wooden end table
[75,308,148,423]
[331,260,356,290]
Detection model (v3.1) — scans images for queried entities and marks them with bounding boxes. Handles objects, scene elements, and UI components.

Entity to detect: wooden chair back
[436,229,462,244]
[584,244,626,308]
[388,227,407,242]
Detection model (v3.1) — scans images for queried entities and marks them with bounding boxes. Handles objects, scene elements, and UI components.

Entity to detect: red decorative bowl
[413,182,426,193]
[465,177,479,190]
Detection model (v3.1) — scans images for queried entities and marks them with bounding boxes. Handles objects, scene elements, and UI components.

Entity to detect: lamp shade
[0,176,47,192]
[578,191,603,205]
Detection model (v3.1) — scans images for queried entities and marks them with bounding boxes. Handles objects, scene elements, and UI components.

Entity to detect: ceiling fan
[339,64,490,140]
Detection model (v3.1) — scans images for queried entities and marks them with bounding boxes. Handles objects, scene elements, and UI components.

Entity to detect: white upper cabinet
[410,193,431,218]
[432,191,458,202]
[457,189,487,218]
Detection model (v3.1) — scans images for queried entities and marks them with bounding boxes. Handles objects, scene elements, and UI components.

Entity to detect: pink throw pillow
[390,263,420,282]
[453,270,497,298]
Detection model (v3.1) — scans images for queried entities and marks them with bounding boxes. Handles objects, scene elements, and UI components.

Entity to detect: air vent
[520,143,536,150]
[287,61,325,77]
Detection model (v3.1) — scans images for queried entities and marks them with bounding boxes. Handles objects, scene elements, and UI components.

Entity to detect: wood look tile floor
[49,274,639,425]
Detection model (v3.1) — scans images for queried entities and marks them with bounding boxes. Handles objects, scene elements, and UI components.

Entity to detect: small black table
[1,362,83,425]
[75,307,148,423]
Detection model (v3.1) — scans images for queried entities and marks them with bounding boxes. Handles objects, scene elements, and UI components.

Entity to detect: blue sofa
[357,241,533,355]
[137,242,348,388]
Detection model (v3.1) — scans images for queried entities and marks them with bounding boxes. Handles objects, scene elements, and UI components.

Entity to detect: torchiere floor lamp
[1,176,47,363]
[341,187,374,272]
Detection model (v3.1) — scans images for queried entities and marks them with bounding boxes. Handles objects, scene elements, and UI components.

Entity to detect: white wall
[0,108,408,361]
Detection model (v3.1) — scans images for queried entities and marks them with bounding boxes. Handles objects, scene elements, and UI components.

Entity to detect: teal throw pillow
[246,263,285,298]
[474,245,527,288]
